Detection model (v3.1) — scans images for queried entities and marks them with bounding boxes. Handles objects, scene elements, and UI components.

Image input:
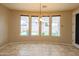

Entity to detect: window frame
[20,15,30,36]
[41,16,50,36]
[20,15,61,37]
[31,16,39,36]
[51,15,61,37]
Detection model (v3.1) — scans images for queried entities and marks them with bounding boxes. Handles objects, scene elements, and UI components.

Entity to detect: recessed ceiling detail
[1,3,79,12]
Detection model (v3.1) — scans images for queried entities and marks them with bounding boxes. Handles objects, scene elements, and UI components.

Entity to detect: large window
[20,16,29,36]
[41,16,49,36]
[52,16,60,36]
[20,15,60,37]
[31,16,39,36]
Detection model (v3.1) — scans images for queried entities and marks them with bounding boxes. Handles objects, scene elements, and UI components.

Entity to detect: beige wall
[0,5,10,46]
[8,10,72,44]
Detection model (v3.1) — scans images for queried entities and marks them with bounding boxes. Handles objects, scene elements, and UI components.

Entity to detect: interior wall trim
[72,8,79,48]
[0,42,73,50]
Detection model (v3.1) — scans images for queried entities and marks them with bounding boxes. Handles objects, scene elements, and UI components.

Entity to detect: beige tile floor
[0,42,79,56]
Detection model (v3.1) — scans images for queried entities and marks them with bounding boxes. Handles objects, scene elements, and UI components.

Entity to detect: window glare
[20,16,29,36]
[41,17,49,36]
[31,16,39,36]
[20,16,60,37]
[52,16,60,36]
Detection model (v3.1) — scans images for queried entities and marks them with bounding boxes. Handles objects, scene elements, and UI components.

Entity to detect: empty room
[0,3,79,56]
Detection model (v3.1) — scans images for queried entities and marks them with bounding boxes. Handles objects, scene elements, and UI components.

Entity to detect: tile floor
[0,42,79,56]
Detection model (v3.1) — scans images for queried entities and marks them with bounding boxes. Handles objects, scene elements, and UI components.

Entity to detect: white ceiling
[2,3,79,12]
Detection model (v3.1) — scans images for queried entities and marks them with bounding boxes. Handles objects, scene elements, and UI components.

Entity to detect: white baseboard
[74,43,79,48]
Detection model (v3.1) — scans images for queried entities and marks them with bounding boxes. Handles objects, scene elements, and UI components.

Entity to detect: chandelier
[39,3,42,21]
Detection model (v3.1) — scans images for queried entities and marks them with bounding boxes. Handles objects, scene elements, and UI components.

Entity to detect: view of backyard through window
[20,15,60,36]
[31,16,39,36]
[20,16,29,36]
[52,16,60,36]
[41,16,49,36]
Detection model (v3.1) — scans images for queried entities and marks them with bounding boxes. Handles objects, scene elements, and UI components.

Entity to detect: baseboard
[74,43,79,48]
[0,43,9,50]
[0,41,73,49]
[0,42,73,49]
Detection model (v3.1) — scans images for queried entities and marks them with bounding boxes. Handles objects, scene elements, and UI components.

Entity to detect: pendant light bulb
[39,17,42,21]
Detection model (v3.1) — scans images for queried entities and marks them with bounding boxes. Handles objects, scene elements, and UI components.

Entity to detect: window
[20,15,60,37]
[31,16,39,36]
[52,16,60,36]
[20,16,29,36]
[41,16,49,36]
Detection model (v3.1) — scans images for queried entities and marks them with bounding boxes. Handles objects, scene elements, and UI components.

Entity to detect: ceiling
[2,3,79,12]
